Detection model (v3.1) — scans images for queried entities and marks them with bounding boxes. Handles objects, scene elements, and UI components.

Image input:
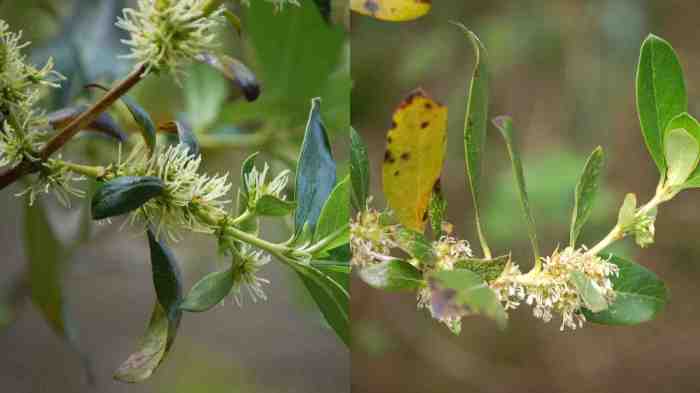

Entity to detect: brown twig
[0,65,146,190]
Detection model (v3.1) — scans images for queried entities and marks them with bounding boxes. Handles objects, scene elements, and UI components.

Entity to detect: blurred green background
[0,1,349,392]
[352,1,700,392]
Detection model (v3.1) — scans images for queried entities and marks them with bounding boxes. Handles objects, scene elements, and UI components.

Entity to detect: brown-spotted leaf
[382,89,447,232]
[351,0,431,21]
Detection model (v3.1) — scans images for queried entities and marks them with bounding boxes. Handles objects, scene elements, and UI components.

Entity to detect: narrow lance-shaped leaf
[91,176,165,220]
[87,84,157,152]
[295,98,337,233]
[359,259,424,291]
[636,34,688,175]
[25,200,94,383]
[350,127,370,211]
[115,230,183,382]
[292,262,349,346]
[455,23,492,258]
[570,146,605,246]
[584,254,667,325]
[255,195,297,216]
[350,0,431,21]
[314,175,351,253]
[382,89,447,232]
[158,120,200,157]
[492,116,540,261]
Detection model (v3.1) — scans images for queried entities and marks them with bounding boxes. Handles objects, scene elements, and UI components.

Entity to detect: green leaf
[636,34,688,174]
[395,227,435,264]
[428,180,447,236]
[349,127,370,211]
[570,271,608,313]
[454,255,510,283]
[292,263,349,346]
[91,176,165,220]
[25,201,65,334]
[184,61,228,130]
[197,53,261,102]
[255,195,297,216]
[570,147,605,246]
[122,95,157,153]
[428,269,507,329]
[584,254,667,325]
[665,113,700,187]
[617,193,637,228]
[314,175,351,250]
[664,127,699,186]
[358,260,424,291]
[492,116,540,261]
[180,266,234,313]
[147,230,184,320]
[456,24,492,258]
[116,230,183,383]
[294,98,337,233]
[25,200,93,382]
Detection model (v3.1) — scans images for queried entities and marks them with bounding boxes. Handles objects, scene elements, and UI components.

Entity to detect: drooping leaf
[25,200,93,382]
[255,195,297,216]
[91,176,165,220]
[382,89,447,232]
[48,105,127,142]
[664,127,699,187]
[456,24,492,257]
[158,121,200,157]
[636,34,688,174]
[350,0,431,21]
[454,255,510,283]
[570,146,605,246]
[114,303,173,383]
[359,260,423,291]
[294,98,337,233]
[115,230,183,382]
[584,254,667,325]
[492,116,540,261]
[180,266,234,313]
[314,175,351,251]
[570,271,608,313]
[292,263,349,345]
[350,127,370,211]
[197,53,261,102]
[428,268,507,329]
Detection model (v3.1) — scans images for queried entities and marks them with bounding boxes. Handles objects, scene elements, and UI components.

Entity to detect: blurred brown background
[0,0,349,392]
[351,1,700,392]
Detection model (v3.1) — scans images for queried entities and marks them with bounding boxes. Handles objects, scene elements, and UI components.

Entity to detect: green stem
[585,189,669,256]
[54,159,106,179]
[304,224,349,255]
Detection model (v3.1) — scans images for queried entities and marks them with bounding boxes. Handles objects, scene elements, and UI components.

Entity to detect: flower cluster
[0,20,62,168]
[229,244,271,306]
[119,143,232,238]
[116,0,224,77]
[631,211,656,248]
[244,163,291,209]
[491,247,618,330]
[16,158,85,207]
[350,208,398,267]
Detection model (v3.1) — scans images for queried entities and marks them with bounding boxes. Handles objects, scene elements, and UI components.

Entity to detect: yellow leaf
[382,89,447,232]
[350,0,431,22]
